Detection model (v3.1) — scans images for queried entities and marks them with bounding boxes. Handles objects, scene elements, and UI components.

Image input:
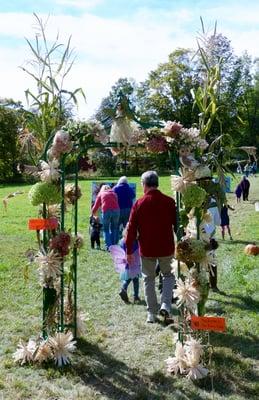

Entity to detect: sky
[1,0,259,119]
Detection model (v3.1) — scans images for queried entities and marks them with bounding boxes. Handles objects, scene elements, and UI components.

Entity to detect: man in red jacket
[126,171,176,323]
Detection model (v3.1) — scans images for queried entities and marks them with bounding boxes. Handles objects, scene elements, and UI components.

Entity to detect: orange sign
[191,316,226,332]
[28,218,58,231]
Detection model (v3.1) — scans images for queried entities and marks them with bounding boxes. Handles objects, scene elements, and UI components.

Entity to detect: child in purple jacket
[235,183,242,203]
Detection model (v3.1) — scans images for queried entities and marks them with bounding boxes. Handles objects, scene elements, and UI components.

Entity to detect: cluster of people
[90,176,135,249]
[237,161,257,176]
[91,171,177,323]
[90,170,252,322]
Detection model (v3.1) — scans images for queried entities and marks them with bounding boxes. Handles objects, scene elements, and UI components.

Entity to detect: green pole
[73,156,79,338]
[60,156,65,332]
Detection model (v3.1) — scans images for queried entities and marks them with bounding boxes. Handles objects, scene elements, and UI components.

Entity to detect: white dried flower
[34,341,53,364]
[48,331,76,367]
[165,341,187,375]
[39,160,60,183]
[35,250,62,285]
[186,127,200,138]
[185,337,204,360]
[175,278,200,311]
[186,361,209,380]
[13,339,36,365]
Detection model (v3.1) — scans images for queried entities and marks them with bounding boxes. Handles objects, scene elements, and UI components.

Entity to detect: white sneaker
[146,312,156,323]
[159,303,171,317]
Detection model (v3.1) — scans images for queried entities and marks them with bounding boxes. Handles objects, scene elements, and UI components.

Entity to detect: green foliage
[0,105,20,182]
[91,149,117,176]
[136,48,200,125]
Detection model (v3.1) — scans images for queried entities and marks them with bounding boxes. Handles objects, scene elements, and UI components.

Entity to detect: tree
[95,77,137,127]
[237,58,259,147]
[136,48,200,126]
[0,104,20,181]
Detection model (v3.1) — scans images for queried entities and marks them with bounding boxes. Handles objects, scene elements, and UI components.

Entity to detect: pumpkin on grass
[244,244,259,256]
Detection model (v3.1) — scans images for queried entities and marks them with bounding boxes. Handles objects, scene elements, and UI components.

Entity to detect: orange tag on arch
[28,218,58,230]
[191,316,226,332]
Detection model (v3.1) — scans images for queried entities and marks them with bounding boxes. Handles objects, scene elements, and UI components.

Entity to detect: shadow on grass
[195,350,259,399]
[70,339,205,400]
[218,239,259,245]
[207,292,259,314]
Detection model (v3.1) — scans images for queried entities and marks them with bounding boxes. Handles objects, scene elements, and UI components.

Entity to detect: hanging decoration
[14,127,90,368]
[151,119,225,380]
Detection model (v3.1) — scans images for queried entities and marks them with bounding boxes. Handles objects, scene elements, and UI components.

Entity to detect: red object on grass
[28,218,58,230]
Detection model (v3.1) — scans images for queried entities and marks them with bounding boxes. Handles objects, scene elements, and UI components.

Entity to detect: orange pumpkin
[244,244,259,256]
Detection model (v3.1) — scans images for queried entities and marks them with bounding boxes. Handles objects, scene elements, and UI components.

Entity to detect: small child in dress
[220,203,234,240]
[89,215,102,249]
[118,228,141,304]
[235,183,242,203]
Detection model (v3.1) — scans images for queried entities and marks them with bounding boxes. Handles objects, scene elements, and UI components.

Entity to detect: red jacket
[125,189,176,257]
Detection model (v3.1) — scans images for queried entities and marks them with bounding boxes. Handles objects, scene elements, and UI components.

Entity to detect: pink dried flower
[49,130,73,159]
[146,136,168,153]
[163,121,183,138]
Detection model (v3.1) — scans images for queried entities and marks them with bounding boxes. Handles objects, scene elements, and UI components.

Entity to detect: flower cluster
[39,160,60,183]
[146,135,168,153]
[48,130,73,159]
[166,338,208,380]
[28,182,62,206]
[49,232,71,257]
[64,183,82,205]
[13,331,76,367]
[160,122,208,152]
[163,121,183,138]
[175,237,207,264]
[174,277,200,312]
[35,249,62,286]
[182,184,207,209]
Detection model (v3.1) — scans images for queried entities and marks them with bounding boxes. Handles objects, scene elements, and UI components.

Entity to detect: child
[118,228,141,304]
[235,183,242,203]
[220,204,234,240]
[89,215,102,249]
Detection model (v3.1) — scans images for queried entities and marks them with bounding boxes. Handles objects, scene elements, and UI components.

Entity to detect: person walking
[91,185,120,249]
[125,171,177,323]
[240,176,250,201]
[113,176,135,237]
[220,203,234,240]
[234,183,242,203]
[118,226,141,304]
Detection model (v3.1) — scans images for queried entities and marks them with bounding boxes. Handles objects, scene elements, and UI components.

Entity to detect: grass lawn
[0,175,258,400]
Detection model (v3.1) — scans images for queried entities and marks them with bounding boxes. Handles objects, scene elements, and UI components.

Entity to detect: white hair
[141,171,159,187]
[117,176,128,184]
[100,184,111,192]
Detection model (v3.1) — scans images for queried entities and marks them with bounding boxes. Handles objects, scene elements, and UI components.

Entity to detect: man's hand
[126,253,134,266]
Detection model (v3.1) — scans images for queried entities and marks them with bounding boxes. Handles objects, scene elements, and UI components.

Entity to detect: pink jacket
[92,190,119,214]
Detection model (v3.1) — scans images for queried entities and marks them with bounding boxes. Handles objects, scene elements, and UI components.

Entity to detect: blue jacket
[113,183,135,209]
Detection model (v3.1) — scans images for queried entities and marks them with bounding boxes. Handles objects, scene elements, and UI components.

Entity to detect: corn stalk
[20,13,85,158]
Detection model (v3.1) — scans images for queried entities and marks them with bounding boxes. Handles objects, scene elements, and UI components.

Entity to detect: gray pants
[141,255,175,314]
